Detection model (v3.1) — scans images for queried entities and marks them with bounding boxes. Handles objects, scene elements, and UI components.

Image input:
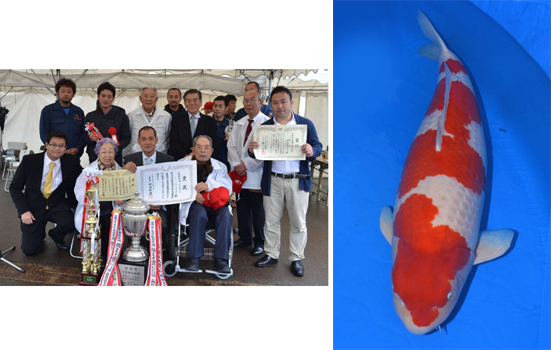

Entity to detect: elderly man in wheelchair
[174,135,233,275]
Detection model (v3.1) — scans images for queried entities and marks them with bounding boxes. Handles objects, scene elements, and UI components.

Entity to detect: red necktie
[244,119,254,146]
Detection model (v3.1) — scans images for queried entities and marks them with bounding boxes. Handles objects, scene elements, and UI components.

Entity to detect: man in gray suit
[123,126,175,246]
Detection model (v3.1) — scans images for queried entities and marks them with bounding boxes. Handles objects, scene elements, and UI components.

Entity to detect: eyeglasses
[194,146,212,151]
[48,143,66,149]
[99,150,115,155]
[243,98,259,104]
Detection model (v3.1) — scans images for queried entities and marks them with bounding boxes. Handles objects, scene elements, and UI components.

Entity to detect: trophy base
[123,247,149,262]
[118,259,149,286]
[79,272,100,286]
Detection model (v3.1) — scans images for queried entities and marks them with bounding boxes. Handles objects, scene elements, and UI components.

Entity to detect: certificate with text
[97,170,138,201]
[135,161,197,205]
[253,125,307,160]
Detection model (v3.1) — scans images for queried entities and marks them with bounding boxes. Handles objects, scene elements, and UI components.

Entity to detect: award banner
[135,161,197,205]
[253,125,307,160]
[97,170,137,201]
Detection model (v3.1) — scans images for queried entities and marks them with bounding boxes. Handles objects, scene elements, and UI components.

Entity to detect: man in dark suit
[169,89,217,160]
[123,126,174,244]
[9,130,82,256]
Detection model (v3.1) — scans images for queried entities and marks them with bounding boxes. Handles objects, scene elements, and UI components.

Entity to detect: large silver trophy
[122,193,150,262]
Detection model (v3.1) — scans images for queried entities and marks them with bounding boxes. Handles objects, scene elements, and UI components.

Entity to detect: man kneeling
[179,135,233,273]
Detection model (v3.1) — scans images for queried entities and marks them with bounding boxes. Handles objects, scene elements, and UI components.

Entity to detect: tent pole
[268,70,274,102]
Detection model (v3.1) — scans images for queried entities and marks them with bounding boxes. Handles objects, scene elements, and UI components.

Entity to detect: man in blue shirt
[39,78,85,157]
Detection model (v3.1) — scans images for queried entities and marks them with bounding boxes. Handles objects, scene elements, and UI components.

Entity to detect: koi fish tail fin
[417,10,448,62]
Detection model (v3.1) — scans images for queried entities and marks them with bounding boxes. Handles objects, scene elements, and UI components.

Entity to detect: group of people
[9,77,322,277]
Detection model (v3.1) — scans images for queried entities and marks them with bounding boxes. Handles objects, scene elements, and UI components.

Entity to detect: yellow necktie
[43,163,55,208]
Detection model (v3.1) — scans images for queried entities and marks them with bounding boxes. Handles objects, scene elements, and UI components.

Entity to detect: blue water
[334,1,550,349]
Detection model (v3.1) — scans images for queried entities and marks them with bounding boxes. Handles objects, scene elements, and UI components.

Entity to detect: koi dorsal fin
[436,62,452,152]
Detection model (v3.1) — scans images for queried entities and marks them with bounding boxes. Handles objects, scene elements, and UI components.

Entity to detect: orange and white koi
[379,10,514,335]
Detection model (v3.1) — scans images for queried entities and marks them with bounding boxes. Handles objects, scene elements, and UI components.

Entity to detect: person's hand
[195,182,209,193]
[301,143,313,158]
[235,162,247,176]
[150,204,161,211]
[115,200,125,206]
[122,161,137,173]
[195,192,204,204]
[249,140,259,153]
[65,148,79,155]
[21,211,35,225]
[88,133,97,142]
[186,152,193,158]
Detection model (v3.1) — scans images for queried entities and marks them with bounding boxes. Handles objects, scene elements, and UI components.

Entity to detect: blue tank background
[334,1,550,349]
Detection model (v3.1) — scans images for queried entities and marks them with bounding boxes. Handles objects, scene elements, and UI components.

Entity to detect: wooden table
[310,155,329,205]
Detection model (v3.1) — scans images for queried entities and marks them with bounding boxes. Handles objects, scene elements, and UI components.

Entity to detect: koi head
[391,229,474,335]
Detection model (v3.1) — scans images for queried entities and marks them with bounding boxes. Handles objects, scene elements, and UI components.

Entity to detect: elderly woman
[74,138,124,258]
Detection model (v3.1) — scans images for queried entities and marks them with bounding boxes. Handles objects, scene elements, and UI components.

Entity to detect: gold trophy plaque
[79,183,103,286]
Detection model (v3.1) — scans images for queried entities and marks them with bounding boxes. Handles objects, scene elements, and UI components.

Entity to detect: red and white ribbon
[99,210,124,286]
[145,213,167,286]
[109,127,120,146]
[85,122,104,141]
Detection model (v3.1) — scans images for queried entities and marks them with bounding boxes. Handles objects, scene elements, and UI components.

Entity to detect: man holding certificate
[248,86,322,277]
[179,135,233,274]
[122,126,175,245]
[227,90,270,257]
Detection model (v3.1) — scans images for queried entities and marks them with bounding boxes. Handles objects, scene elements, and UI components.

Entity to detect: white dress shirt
[142,151,157,165]
[271,114,301,174]
[40,153,62,193]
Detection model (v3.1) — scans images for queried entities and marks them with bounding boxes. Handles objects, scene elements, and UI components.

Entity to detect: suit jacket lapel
[35,152,46,190]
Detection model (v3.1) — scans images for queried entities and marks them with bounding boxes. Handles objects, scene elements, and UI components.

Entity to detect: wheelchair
[163,202,234,280]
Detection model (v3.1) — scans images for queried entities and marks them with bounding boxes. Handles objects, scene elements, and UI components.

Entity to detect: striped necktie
[43,162,55,208]
[190,115,197,136]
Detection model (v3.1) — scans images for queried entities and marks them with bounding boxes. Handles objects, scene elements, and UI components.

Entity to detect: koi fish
[379,10,514,335]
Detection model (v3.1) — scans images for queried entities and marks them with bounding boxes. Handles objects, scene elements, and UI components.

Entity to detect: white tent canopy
[0,69,329,163]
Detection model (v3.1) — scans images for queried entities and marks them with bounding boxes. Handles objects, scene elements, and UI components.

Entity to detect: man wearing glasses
[234,81,273,120]
[9,130,82,256]
[169,89,217,160]
[227,90,270,256]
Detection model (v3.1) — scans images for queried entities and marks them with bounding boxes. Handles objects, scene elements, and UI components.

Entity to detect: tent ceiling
[0,69,326,96]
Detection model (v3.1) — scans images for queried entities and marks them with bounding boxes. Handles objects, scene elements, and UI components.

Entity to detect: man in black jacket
[84,82,131,165]
[169,89,217,160]
[164,88,187,120]
[123,126,175,247]
[9,130,82,256]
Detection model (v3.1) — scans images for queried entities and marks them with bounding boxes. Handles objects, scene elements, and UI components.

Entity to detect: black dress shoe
[291,260,304,276]
[185,258,200,271]
[213,258,231,274]
[255,255,278,267]
[233,239,252,248]
[252,246,264,256]
[55,242,69,251]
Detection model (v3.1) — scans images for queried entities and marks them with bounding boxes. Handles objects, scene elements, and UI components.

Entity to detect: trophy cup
[122,193,150,262]
[118,193,150,285]
[79,185,102,286]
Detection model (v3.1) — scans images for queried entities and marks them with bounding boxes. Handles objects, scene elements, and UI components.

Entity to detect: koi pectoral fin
[380,206,394,245]
[474,229,515,265]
